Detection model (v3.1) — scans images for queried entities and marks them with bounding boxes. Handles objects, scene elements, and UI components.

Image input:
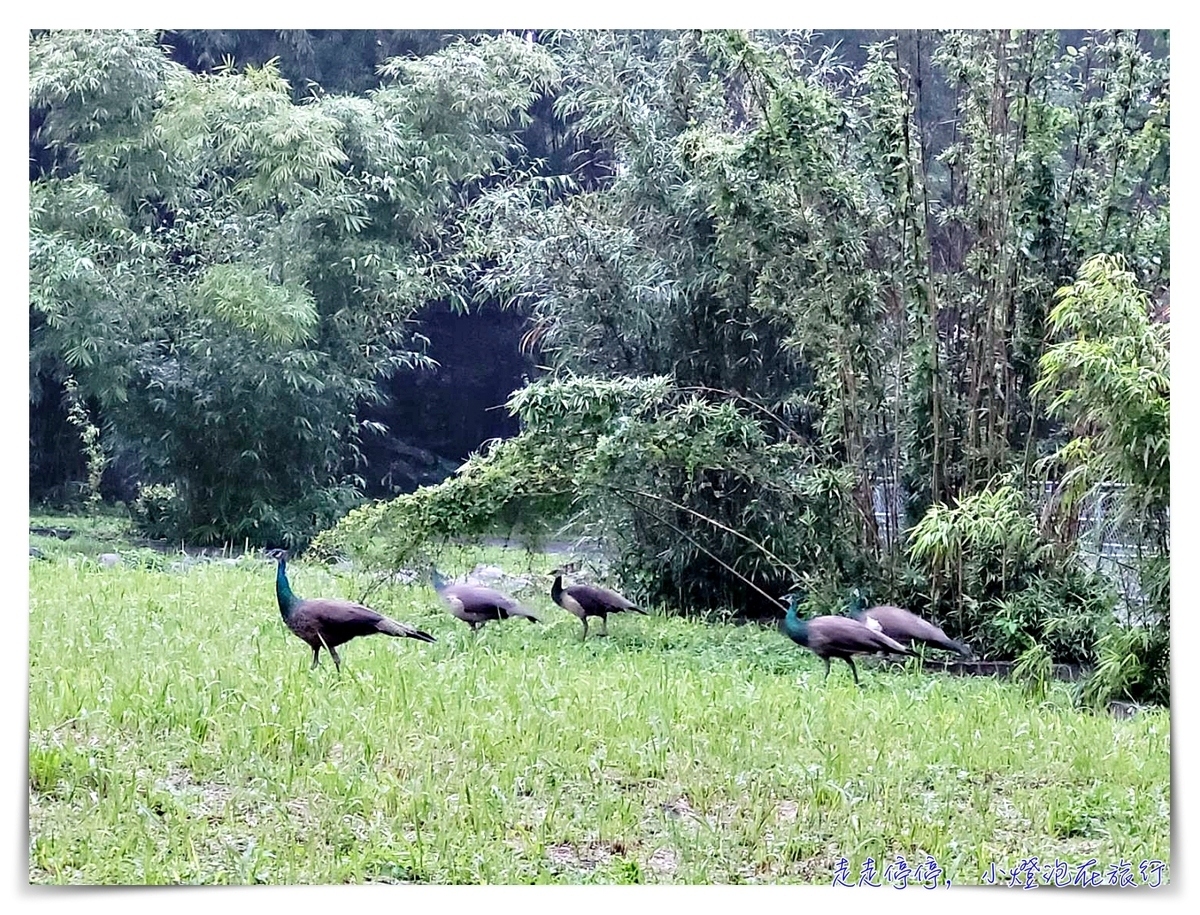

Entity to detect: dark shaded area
[29,376,85,504]
[29,372,143,506]
[161,29,471,96]
[359,304,534,497]
[28,107,57,181]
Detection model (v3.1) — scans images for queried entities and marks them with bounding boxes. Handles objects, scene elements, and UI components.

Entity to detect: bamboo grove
[30,30,1169,704]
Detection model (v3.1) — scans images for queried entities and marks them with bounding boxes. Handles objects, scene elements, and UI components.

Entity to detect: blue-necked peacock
[782,593,915,685]
[267,549,434,672]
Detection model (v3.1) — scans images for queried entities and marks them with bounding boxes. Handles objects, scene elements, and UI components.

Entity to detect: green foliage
[319,374,853,613]
[154,58,349,209]
[1034,254,1170,544]
[856,30,1170,518]
[453,31,895,605]
[313,437,569,572]
[906,482,1114,662]
[470,30,874,419]
[1078,624,1170,709]
[987,575,1114,665]
[30,30,560,547]
[29,174,156,407]
[29,29,193,208]
[322,31,1169,633]
[191,264,318,345]
[129,483,186,541]
[908,483,1043,608]
[1033,254,1169,702]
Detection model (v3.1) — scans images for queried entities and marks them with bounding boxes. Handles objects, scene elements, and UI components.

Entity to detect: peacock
[849,589,973,659]
[550,570,646,640]
[430,567,539,632]
[266,549,435,672]
[782,593,915,685]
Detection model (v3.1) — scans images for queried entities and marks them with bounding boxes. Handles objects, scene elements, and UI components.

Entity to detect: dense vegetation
[30,29,558,543]
[30,29,1169,705]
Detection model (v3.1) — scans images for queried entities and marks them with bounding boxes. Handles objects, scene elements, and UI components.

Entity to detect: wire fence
[870,480,1163,621]
[1032,481,1163,622]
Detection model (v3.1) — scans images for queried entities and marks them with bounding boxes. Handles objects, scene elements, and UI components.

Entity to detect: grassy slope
[28,541,1169,884]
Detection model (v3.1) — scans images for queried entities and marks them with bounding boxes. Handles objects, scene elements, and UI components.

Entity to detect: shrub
[905,481,1116,662]
[314,375,867,615]
[129,483,185,541]
[987,573,1115,665]
[1078,623,1170,709]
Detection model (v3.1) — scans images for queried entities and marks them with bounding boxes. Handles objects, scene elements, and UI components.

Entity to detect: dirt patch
[647,846,678,875]
[155,764,235,822]
[547,840,627,872]
[660,795,697,820]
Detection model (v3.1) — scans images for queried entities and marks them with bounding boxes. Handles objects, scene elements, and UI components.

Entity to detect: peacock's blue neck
[783,598,809,646]
[275,558,300,619]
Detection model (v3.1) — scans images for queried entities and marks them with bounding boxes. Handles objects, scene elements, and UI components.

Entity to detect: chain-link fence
[870,480,1163,621]
[1032,481,1164,622]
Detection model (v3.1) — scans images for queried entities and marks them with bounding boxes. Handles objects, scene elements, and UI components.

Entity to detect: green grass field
[27,521,1170,885]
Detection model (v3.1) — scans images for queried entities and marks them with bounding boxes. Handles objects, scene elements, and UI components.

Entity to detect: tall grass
[28,551,1169,884]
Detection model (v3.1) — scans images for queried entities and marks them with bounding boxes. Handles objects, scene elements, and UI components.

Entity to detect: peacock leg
[598,615,609,637]
[328,644,343,673]
[822,657,831,680]
[845,657,861,686]
[310,646,321,670]
[580,617,589,641]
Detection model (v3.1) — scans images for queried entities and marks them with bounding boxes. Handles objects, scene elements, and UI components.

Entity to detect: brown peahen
[550,571,646,640]
[850,589,973,659]
[430,567,539,632]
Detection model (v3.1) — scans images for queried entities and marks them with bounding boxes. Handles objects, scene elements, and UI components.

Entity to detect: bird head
[429,566,449,592]
[264,548,289,563]
[848,587,868,614]
[778,593,808,643]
